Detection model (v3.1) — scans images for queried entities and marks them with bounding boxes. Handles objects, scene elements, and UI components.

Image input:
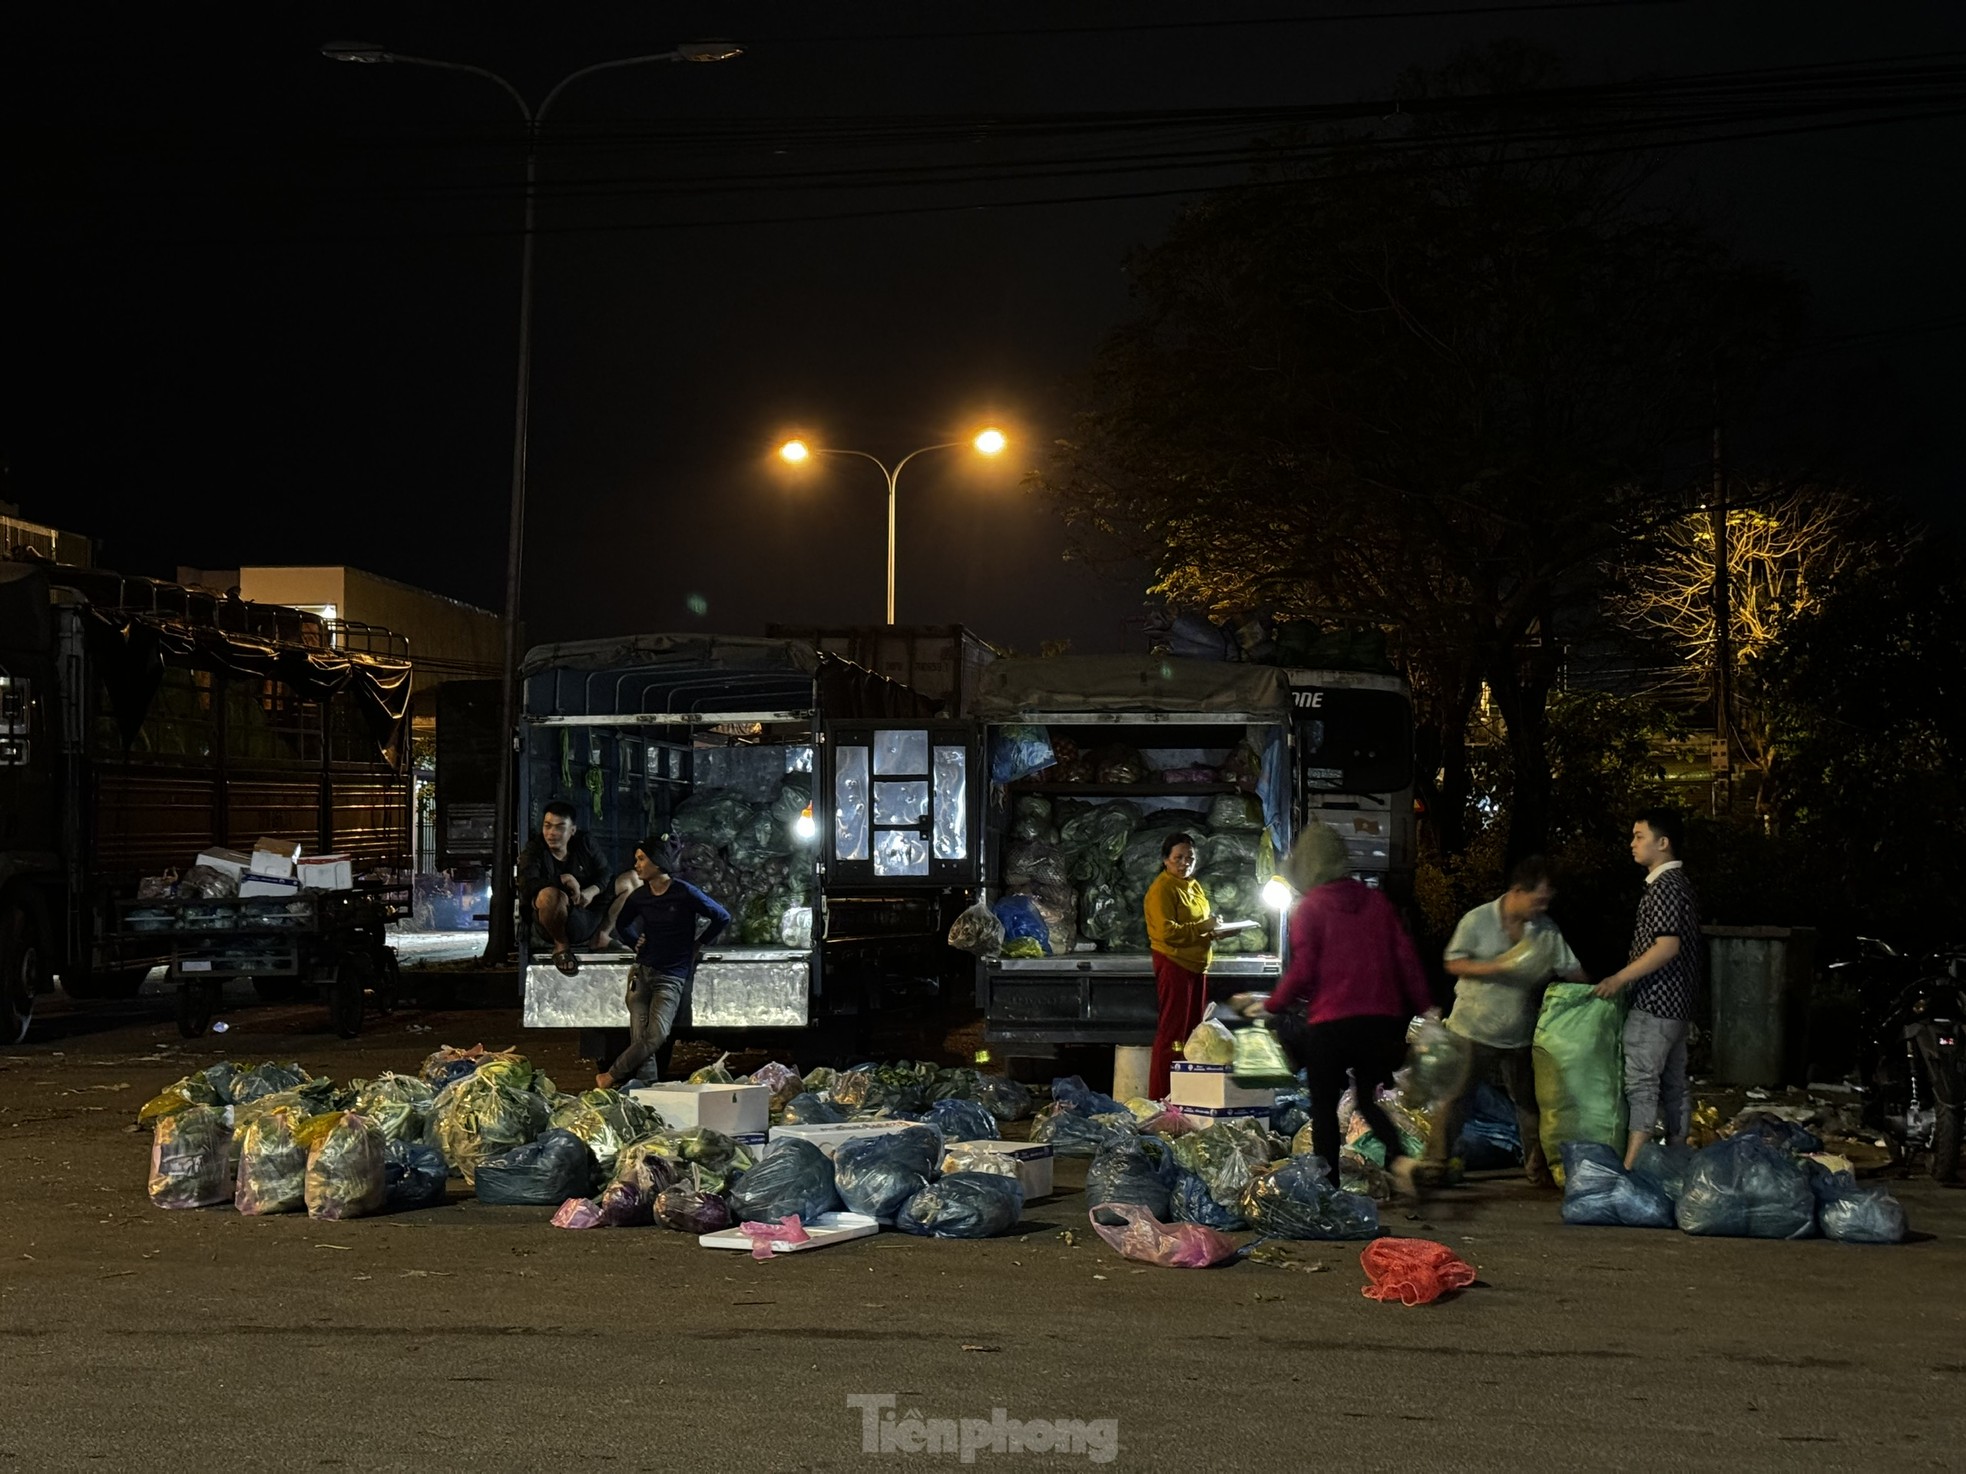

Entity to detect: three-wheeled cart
[123,887,404,1039]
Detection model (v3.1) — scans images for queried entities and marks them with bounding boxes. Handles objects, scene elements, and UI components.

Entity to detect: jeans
[1623,1007,1691,1144]
[1278,1012,1411,1173]
[1424,1036,1546,1181]
[608,966,689,1083]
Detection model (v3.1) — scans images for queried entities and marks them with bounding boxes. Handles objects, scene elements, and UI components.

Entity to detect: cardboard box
[240,874,303,899]
[249,837,301,879]
[1167,1062,1280,1111]
[1171,1103,1273,1131]
[941,1139,1054,1201]
[297,854,353,891]
[629,1083,769,1137]
[194,847,252,881]
[767,1120,926,1159]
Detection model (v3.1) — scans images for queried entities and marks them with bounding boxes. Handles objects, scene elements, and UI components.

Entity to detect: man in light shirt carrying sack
[1424,855,1589,1188]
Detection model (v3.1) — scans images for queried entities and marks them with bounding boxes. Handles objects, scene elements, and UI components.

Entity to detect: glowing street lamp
[777,428,1008,625]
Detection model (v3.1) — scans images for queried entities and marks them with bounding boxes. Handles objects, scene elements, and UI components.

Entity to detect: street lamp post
[779,429,1006,625]
[323,39,740,964]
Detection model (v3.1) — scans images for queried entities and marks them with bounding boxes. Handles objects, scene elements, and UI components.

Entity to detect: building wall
[239,566,501,698]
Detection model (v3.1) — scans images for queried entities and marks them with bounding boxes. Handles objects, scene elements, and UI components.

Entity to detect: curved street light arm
[358,51,533,120]
[538,51,691,121]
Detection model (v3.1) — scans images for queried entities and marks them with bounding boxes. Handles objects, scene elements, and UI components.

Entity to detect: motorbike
[1831,937,1964,1183]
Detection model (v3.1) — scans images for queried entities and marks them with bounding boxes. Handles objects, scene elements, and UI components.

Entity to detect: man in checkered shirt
[1593,807,1702,1169]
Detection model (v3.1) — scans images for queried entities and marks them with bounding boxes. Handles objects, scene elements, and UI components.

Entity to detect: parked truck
[0,560,414,1041]
[516,634,984,1063]
[968,655,1414,1063]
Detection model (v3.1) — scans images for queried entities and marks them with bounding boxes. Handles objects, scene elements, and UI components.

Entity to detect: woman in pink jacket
[1263,824,1437,1202]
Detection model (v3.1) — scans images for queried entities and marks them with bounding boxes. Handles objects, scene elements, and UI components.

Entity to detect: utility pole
[1710,410,1733,814]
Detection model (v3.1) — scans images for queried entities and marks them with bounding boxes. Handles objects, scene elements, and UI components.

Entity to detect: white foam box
[767,1120,924,1159]
[239,874,303,899]
[941,1139,1054,1201]
[1171,1103,1273,1131]
[732,1132,768,1152]
[296,854,353,891]
[194,847,252,881]
[1167,1062,1280,1111]
[630,1083,769,1137]
[249,837,301,878]
[699,1210,879,1253]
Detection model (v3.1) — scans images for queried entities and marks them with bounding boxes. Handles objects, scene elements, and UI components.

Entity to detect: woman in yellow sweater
[1144,831,1231,1098]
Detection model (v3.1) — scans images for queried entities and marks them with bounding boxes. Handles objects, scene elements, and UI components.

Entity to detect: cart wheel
[176,981,216,1039]
[329,961,368,1039]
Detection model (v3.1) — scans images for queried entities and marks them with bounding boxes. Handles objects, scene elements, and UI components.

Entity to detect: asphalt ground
[2,989,1961,1472]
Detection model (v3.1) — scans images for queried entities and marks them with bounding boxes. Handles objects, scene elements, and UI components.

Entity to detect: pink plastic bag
[1359,1237,1477,1304]
[738,1215,810,1259]
[1137,1110,1198,1137]
[551,1197,605,1230]
[1089,1204,1238,1268]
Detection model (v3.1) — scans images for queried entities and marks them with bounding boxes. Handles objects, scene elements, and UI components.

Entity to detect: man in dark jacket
[595,838,731,1089]
[516,801,627,975]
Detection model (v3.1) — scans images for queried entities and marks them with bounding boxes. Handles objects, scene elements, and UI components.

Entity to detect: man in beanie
[1261,823,1437,1202]
[594,837,731,1089]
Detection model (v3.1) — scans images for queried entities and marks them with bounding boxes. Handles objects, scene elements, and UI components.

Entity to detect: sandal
[552,948,580,976]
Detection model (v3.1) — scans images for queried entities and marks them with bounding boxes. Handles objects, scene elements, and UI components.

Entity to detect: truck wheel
[176,981,216,1039]
[0,902,43,1045]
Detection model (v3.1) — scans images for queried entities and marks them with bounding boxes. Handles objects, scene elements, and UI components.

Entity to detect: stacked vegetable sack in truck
[517,636,983,1061]
[0,560,413,1043]
[969,657,1297,1056]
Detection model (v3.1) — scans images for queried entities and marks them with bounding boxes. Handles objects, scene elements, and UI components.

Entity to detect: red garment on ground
[1359,1238,1478,1305]
[1149,952,1208,1099]
[1268,878,1436,1026]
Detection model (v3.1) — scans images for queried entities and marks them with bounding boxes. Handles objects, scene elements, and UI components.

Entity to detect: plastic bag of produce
[418,1044,489,1089]
[1085,1137,1179,1225]
[928,1067,981,1102]
[1171,1121,1271,1210]
[1160,766,1217,785]
[991,724,1056,783]
[552,1198,605,1230]
[895,1172,1025,1239]
[749,1062,804,1121]
[351,1071,433,1111]
[549,1089,660,1176]
[688,1052,736,1086]
[475,1128,599,1206]
[1205,792,1265,831]
[595,1140,681,1226]
[1091,1202,1238,1268]
[1731,1110,1824,1155]
[1031,1104,1136,1157]
[1053,1076,1128,1119]
[1676,1135,1818,1240]
[971,1075,1034,1123]
[1001,842,1069,891]
[990,896,1053,957]
[1168,1167,1246,1229]
[1232,1022,1296,1088]
[432,1072,551,1186]
[802,1066,837,1095]
[1271,1092,1311,1139]
[304,1112,388,1221]
[636,1127,753,1194]
[1182,1018,1237,1066]
[229,1061,312,1104]
[728,1136,841,1224]
[149,1105,234,1209]
[654,1165,734,1233]
[1630,1141,1697,1204]
[939,1144,1019,1179]
[1558,1141,1675,1228]
[834,1125,942,1222]
[781,1092,845,1126]
[1811,1169,1907,1245]
[926,1098,998,1143]
[383,1140,449,1211]
[1092,744,1146,785]
[946,902,1006,959]
[1240,1155,1381,1240]
[235,1107,309,1215]
[359,1099,431,1146]
[139,1073,223,1125]
[1531,984,1627,1175]
[1060,802,1140,861]
[852,1063,931,1116]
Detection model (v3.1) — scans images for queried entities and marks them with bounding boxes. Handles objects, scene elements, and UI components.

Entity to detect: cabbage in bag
[149,1105,234,1209]
[304,1112,388,1221]
[235,1106,309,1216]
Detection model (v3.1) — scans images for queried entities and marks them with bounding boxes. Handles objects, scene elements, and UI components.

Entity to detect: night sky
[9,2,1964,657]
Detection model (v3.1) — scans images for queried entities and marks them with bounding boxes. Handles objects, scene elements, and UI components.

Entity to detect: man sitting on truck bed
[519,800,635,975]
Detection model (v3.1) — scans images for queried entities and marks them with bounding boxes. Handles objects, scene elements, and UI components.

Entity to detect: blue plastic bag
[833,1126,942,1223]
[474,1129,598,1207]
[780,1091,845,1125]
[972,1075,1035,1123]
[1676,1136,1818,1239]
[926,1098,999,1143]
[1455,1082,1524,1170]
[1239,1156,1380,1240]
[728,1136,842,1224]
[383,1140,449,1211]
[1811,1167,1907,1245]
[1630,1140,1696,1203]
[1559,1141,1675,1228]
[990,725,1056,784]
[1168,1167,1246,1230]
[1732,1111,1823,1155]
[993,896,1053,957]
[1050,1076,1129,1119]
[1086,1137,1179,1226]
[896,1172,1025,1239]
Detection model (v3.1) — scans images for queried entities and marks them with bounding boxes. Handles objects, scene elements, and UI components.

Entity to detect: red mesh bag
[1359,1238,1477,1305]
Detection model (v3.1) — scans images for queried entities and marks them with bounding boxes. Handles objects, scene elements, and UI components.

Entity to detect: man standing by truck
[595,838,730,1089]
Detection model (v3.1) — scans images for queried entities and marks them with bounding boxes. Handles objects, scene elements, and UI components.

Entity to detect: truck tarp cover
[520,634,938,720]
[4,563,411,750]
[969,656,1288,719]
